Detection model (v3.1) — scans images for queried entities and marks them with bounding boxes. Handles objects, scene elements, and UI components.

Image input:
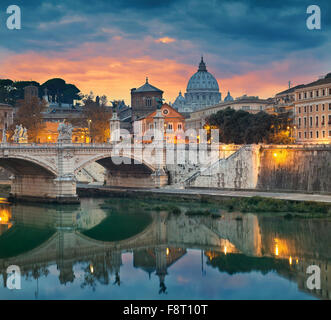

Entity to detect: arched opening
[76,156,158,188]
[0,157,58,201]
[0,158,56,177]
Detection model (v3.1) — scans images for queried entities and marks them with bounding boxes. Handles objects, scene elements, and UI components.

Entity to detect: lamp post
[88,119,92,143]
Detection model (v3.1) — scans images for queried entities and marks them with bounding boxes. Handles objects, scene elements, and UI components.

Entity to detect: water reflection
[0,198,330,300]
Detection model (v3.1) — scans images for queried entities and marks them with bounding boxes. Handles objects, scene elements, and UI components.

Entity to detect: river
[0,196,330,300]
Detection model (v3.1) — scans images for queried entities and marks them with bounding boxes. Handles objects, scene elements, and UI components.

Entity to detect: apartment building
[294,73,331,144]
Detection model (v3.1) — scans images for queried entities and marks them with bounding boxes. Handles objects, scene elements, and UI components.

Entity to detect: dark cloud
[0,0,330,77]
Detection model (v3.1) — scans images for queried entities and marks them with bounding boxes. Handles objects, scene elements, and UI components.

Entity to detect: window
[4,112,7,118]
[145,98,152,107]
[322,89,325,96]
[329,115,331,124]
[316,105,318,112]
[242,106,250,110]
[298,93,302,100]
[177,123,182,130]
[304,117,307,128]
[316,90,319,97]
[298,118,301,128]
[309,117,312,127]
[329,131,331,137]
[310,105,313,112]
[329,103,331,111]
[322,104,325,111]
[304,132,307,138]
[322,131,325,138]
[316,116,319,127]
[316,131,319,138]
[329,88,331,95]
[304,106,307,113]
[304,92,307,99]
[298,132,301,139]
[322,115,325,125]
[298,107,301,113]
[310,131,313,138]
[310,92,313,98]
[168,123,173,130]
[149,124,154,130]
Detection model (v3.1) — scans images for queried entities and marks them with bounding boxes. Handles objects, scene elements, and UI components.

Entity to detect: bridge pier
[9,174,79,204]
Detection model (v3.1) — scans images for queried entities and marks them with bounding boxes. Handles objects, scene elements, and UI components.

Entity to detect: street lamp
[88,119,92,143]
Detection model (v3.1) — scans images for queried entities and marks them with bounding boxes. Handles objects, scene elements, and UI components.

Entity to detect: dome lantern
[198,56,207,72]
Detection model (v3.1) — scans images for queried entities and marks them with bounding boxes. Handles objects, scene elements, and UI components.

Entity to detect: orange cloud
[155,37,176,44]
[0,44,306,105]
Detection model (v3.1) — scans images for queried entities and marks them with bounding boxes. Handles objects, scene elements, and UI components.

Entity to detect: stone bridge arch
[0,155,58,177]
[74,153,165,189]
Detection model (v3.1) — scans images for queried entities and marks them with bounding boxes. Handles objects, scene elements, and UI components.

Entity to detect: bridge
[0,142,172,202]
[0,141,228,203]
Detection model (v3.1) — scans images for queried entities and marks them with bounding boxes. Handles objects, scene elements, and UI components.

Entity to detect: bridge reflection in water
[0,198,330,300]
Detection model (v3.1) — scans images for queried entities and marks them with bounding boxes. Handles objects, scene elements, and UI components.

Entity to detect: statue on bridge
[57,120,73,144]
[12,124,28,143]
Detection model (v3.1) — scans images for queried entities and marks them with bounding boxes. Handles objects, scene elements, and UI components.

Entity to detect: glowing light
[289,256,292,265]
[275,245,279,256]
[166,248,170,256]
[273,153,278,157]
[90,264,94,274]
[224,246,227,255]
[47,136,51,140]
[0,208,12,227]
[155,37,176,44]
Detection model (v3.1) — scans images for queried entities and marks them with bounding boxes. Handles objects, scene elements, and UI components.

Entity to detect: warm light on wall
[275,244,279,256]
[0,208,12,229]
[166,248,170,256]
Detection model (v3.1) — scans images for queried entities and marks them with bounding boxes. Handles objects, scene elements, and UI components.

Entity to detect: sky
[0,0,330,104]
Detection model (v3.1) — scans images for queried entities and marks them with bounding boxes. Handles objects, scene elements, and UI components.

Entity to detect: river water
[0,197,330,300]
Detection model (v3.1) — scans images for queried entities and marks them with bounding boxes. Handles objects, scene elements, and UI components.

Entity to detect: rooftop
[132,77,163,93]
[276,84,305,96]
[302,72,331,89]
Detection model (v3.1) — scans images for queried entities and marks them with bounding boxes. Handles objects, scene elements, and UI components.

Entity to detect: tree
[82,92,112,143]
[11,97,46,142]
[41,78,81,104]
[206,107,294,144]
[0,79,41,105]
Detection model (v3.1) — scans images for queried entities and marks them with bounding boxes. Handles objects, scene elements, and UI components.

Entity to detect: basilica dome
[187,58,220,92]
[172,91,185,110]
[184,57,221,112]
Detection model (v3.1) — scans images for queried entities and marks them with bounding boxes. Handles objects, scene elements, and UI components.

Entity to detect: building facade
[131,78,163,121]
[134,104,185,143]
[294,73,331,144]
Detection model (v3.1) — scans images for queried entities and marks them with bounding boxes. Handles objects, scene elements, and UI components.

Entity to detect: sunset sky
[0,0,330,104]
